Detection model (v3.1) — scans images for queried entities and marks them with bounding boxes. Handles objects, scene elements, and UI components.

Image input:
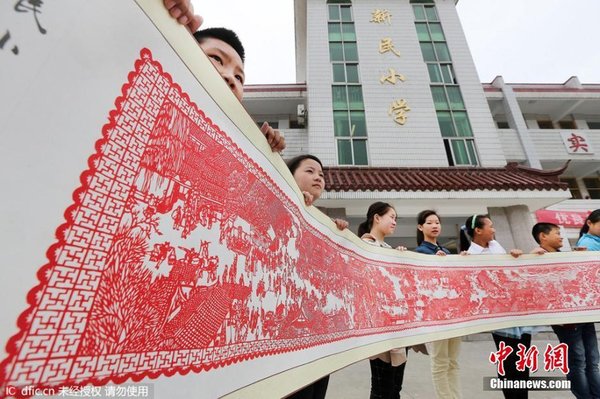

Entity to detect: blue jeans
[552,323,600,399]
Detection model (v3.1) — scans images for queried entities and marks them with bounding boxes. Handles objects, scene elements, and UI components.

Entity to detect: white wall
[306,0,337,164]
[353,0,448,167]
[305,0,505,167]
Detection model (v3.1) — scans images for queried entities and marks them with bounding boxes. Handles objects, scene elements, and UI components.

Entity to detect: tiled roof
[323,163,568,192]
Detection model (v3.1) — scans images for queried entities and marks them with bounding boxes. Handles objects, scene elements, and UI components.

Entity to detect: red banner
[535,209,592,228]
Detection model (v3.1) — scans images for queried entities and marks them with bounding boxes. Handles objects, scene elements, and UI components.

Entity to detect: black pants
[285,375,329,399]
[492,333,532,399]
[369,356,407,399]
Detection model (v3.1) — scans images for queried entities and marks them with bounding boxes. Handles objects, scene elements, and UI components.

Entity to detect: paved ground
[326,333,585,399]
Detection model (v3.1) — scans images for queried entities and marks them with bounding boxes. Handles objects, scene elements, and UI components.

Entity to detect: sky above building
[191,0,600,85]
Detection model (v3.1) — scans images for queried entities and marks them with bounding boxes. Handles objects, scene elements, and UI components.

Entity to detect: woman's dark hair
[416,210,440,246]
[579,209,600,238]
[286,154,323,175]
[358,202,395,237]
[459,214,490,251]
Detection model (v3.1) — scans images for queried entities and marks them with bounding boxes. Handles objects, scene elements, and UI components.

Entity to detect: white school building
[243,0,600,251]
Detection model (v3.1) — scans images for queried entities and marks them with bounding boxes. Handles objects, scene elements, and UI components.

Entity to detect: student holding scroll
[460,214,533,399]
[532,222,600,399]
[358,202,409,399]
[284,154,348,399]
[577,209,600,251]
[415,210,462,399]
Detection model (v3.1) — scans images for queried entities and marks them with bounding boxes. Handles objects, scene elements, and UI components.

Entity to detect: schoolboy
[162,1,285,152]
[531,222,600,399]
[193,28,286,152]
[531,222,563,253]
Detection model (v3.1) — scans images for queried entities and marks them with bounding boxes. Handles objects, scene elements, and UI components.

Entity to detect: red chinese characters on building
[567,133,589,153]
[535,210,591,228]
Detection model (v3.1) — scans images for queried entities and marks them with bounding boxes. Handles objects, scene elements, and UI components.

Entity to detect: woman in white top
[358,202,408,399]
[285,154,348,399]
[460,214,533,399]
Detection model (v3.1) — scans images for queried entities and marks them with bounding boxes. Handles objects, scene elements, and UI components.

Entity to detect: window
[583,177,600,199]
[560,177,582,199]
[538,120,554,129]
[337,138,368,165]
[412,3,478,166]
[558,120,577,129]
[440,64,456,84]
[497,121,510,129]
[419,42,452,63]
[256,121,278,129]
[443,138,479,166]
[587,121,600,129]
[328,0,368,165]
[289,119,304,129]
[333,63,359,83]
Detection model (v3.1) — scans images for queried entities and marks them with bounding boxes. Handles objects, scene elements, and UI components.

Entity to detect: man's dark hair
[193,27,245,63]
[531,222,559,244]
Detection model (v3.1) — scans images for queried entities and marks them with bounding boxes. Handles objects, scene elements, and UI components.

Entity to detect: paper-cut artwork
[1,48,599,398]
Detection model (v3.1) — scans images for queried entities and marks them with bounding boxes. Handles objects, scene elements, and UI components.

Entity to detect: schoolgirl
[358,202,408,399]
[460,214,531,399]
[576,209,600,250]
[415,210,461,399]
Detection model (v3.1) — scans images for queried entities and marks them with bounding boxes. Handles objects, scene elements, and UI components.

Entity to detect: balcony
[498,129,600,176]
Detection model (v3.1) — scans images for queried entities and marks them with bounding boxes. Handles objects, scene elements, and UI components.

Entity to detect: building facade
[243,0,600,250]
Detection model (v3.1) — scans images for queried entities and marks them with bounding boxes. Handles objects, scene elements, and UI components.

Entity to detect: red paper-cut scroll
[1,49,599,398]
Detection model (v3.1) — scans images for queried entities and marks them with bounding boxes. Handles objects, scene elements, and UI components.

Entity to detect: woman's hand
[302,191,314,206]
[509,249,523,258]
[530,247,546,255]
[435,250,447,256]
[333,218,349,231]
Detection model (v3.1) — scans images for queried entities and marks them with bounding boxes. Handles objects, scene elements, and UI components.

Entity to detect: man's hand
[163,0,203,32]
[260,122,286,152]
